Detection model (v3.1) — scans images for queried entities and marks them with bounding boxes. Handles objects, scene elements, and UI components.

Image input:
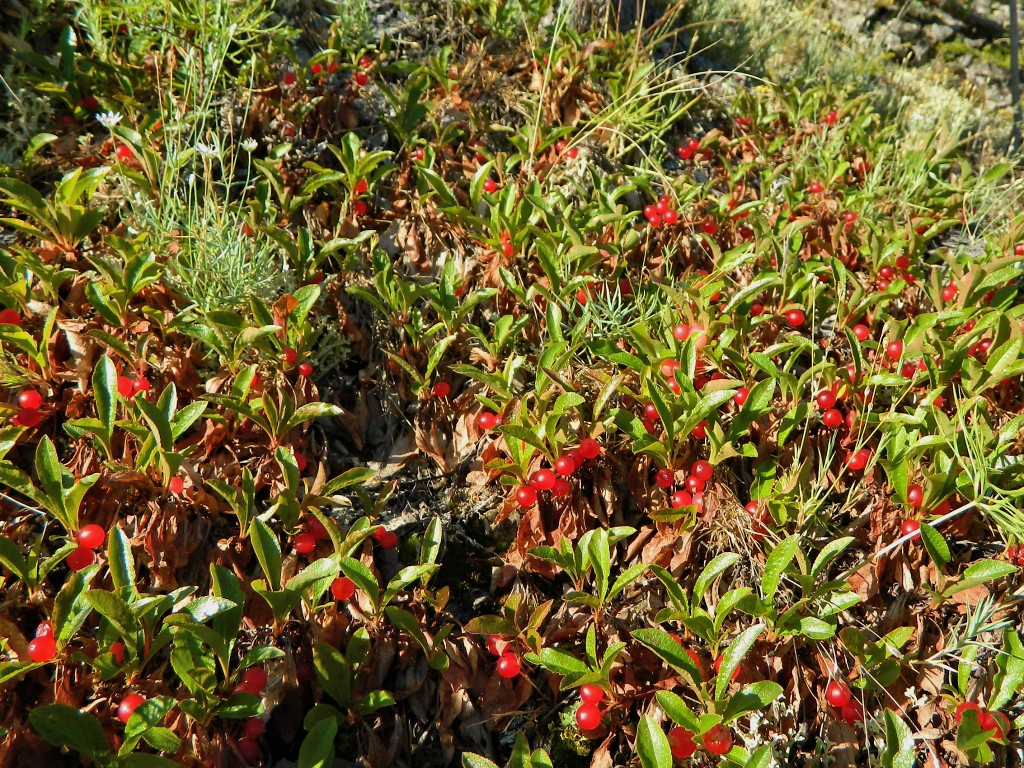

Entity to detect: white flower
[96,111,123,128]
[196,142,219,158]
[240,138,258,152]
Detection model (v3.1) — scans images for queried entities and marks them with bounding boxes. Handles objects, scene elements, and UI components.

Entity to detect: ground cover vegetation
[1,0,1024,766]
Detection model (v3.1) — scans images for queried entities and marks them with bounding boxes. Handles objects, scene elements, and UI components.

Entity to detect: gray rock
[923,23,955,43]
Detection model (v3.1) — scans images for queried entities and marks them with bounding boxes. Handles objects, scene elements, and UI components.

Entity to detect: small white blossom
[240,138,258,152]
[95,111,123,128]
[196,142,218,158]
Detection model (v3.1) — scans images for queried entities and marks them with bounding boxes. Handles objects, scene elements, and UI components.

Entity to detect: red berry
[117,694,146,723]
[670,490,692,508]
[110,640,125,665]
[376,529,398,549]
[117,376,135,397]
[691,460,713,482]
[241,667,268,693]
[906,484,924,507]
[294,533,316,554]
[900,519,921,539]
[808,181,823,194]
[555,456,576,476]
[784,309,806,327]
[703,724,733,755]
[668,727,697,759]
[816,390,837,410]
[297,363,313,377]
[953,701,983,724]
[825,680,852,707]
[515,486,537,506]
[17,390,42,409]
[331,576,355,600]
[733,387,749,406]
[353,199,368,216]
[432,381,450,398]
[483,178,498,194]
[840,699,864,724]
[15,408,41,427]
[575,703,602,730]
[579,438,600,460]
[701,219,718,235]
[238,737,261,764]
[168,476,184,495]
[822,409,843,428]
[579,685,603,705]
[980,711,1010,739]
[358,55,373,70]
[654,468,674,488]
[114,145,133,163]
[552,477,572,498]
[76,524,106,550]
[845,449,870,472]
[354,72,369,86]
[852,324,870,341]
[243,717,265,739]
[529,469,556,491]
[643,402,659,421]
[310,62,322,75]
[673,323,690,341]
[886,340,903,361]
[282,71,297,86]
[692,420,709,439]
[496,652,520,679]
[477,412,497,430]
[26,635,57,663]
[0,308,22,326]
[282,348,298,364]
[663,209,678,225]
[66,545,95,571]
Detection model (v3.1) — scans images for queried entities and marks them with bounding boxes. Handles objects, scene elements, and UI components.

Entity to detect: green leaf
[53,565,99,642]
[461,755,501,768]
[722,682,783,721]
[319,467,375,496]
[880,709,915,768]
[918,523,950,569]
[85,590,137,641]
[249,518,283,591]
[761,535,801,602]
[655,691,701,731]
[693,553,741,608]
[297,717,337,768]
[29,704,110,760]
[0,535,28,581]
[632,628,701,684]
[107,526,136,594]
[381,564,439,608]
[530,647,589,681]
[284,402,344,434]
[313,642,351,708]
[716,624,764,699]
[338,556,380,609]
[636,714,672,768]
[943,559,1018,598]
[809,537,855,581]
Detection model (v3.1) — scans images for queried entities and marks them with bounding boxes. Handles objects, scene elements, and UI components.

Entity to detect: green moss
[936,38,1011,70]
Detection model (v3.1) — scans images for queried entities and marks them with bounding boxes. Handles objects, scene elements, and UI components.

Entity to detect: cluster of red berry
[282,347,314,377]
[824,679,864,725]
[512,438,602,506]
[653,459,713,513]
[954,701,1011,739]
[553,139,579,160]
[642,195,679,228]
